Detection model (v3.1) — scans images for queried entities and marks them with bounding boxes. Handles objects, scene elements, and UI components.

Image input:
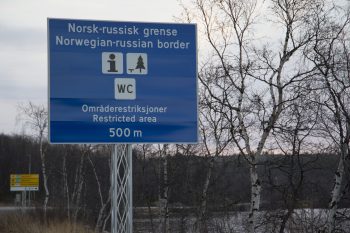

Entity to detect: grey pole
[111,144,133,233]
[28,154,31,207]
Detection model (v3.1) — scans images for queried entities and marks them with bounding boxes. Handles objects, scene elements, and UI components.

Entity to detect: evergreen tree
[135,55,145,73]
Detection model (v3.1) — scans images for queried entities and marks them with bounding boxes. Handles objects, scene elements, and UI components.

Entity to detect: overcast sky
[0,0,182,134]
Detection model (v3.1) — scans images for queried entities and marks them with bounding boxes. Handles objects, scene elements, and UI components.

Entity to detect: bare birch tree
[158,144,170,233]
[17,102,49,220]
[267,92,320,232]
[304,3,350,231]
[196,82,232,232]
[139,144,157,233]
[87,146,111,233]
[180,0,320,231]
[62,145,71,221]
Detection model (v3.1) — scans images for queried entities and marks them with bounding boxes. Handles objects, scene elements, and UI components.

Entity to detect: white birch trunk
[158,145,170,233]
[88,154,111,233]
[72,151,85,226]
[62,153,71,221]
[197,157,214,233]
[248,162,261,233]
[95,200,110,233]
[163,151,170,233]
[102,210,111,233]
[39,137,49,221]
[327,143,348,232]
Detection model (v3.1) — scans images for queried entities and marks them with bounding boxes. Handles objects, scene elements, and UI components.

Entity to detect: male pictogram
[102,52,123,74]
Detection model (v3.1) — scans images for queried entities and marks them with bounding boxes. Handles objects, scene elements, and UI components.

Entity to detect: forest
[0,133,349,232]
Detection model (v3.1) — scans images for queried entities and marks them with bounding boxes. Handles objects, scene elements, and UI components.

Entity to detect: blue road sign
[48,18,197,143]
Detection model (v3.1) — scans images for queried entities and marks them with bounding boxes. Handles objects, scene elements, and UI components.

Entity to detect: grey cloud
[0,24,46,50]
[0,82,46,100]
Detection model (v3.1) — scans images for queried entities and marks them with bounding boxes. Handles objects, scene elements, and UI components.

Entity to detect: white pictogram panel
[127,53,148,75]
[102,52,123,74]
[115,78,136,100]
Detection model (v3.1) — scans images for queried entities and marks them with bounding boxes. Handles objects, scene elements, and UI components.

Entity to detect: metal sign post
[111,144,133,233]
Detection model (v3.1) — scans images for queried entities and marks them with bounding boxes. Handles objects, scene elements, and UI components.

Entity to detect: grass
[0,213,95,233]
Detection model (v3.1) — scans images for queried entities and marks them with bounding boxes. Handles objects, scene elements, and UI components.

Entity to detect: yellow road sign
[10,174,39,191]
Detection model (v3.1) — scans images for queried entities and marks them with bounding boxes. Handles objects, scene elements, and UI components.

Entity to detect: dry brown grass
[0,213,95,233]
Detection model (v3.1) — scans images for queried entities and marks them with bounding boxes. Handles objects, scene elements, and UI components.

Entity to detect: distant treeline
[0,133,349,222]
